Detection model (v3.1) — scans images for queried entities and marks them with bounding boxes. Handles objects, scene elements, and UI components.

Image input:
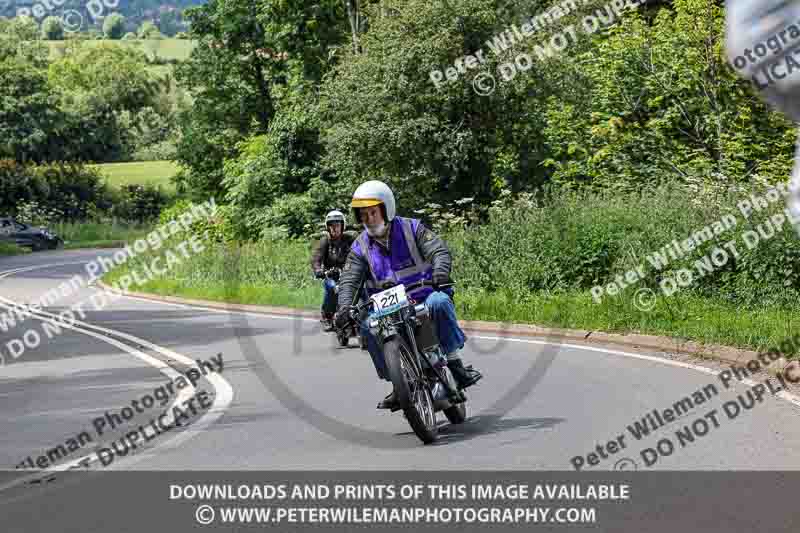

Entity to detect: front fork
[376,320,464,405]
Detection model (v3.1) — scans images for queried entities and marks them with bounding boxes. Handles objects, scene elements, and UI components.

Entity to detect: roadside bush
[158,199,236,244]
[111,184,169,223]
[151,238,311,289]
[15,200,64,226]
[0,159,111,221]
[103,13,125,40]
[446,184,800,308]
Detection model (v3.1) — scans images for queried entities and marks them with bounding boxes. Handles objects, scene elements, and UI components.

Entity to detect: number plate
[372,284,408,316]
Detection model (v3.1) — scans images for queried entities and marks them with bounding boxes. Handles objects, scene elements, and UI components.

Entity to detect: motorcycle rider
[311,210,356,331]
[334,180,482,410]
[725,1,800,227]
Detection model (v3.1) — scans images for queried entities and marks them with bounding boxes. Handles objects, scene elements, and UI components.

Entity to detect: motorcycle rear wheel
[384,337,438,444]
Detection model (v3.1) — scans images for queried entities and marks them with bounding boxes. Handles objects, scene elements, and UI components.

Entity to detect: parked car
[0,217,63,251]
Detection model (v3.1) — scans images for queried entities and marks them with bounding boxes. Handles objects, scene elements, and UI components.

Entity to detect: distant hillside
[1,0,206,36]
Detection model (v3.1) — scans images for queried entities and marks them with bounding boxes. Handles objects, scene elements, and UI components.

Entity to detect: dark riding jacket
[336,218,452,311]
[311,231,357,272]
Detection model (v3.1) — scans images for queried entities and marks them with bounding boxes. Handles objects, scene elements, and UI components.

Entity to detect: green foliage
[41,17,64,40]
[53,219,152,248]
[158,10,182,37]
[173,0,346,200]
[448,185,800,308]
[537,0,795,190]
[158,198,236,244]
[6,16,39,41]
[322,0,520,208]
[111,183,170,223]
[0,56,62,162]
[104,14,126,40]
[0,159,111,221]
[48,42,157,112]
[138,21,164,40]
[0,241,27,256]
[45,41,173,161]
[15,200,66,226]
[221,102,334,238]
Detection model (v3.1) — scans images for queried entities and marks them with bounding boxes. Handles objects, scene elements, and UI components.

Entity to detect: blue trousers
[321,278,337,315]
[361,291,466,381]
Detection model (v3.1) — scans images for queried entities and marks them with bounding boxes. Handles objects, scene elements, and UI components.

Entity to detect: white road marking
[113,268,800,410]
[0,262,234,489]
[3,256,800,481]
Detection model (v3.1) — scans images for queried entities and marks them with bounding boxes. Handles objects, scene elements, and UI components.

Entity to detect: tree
[47,43,163,161]
[343,0,361,53]
[173,0,347,198]
[0,57,63,162]
[48,43,158,113]
[41,17,64,40]
[7,16,39,41]
[536,0,795,189]
[158,10,181,36]
[103,13,126,40]
[138,21,163,39]
[321,0,522,206]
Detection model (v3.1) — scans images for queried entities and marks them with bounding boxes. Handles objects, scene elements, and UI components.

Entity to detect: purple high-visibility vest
[352,217,433,301]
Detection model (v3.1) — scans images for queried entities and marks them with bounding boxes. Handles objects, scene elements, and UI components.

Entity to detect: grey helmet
[325,210,346,230]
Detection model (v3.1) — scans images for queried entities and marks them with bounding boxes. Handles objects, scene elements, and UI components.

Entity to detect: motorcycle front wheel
[384,337,438,444]
[337,329,349,347]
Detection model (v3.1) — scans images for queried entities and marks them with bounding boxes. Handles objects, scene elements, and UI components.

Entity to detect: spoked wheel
[384,338,438,444]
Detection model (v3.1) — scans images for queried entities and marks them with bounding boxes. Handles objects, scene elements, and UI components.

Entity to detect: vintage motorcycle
[321,267,368,349]
[343,279,467,444]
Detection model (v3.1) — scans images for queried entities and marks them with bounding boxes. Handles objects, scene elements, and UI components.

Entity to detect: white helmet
[325,210,346,228]
[350,180,396,223]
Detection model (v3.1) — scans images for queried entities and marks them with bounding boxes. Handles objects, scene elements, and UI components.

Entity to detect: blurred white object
[726,0,800,225]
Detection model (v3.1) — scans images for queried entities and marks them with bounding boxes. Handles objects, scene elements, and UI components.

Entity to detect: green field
[46,39,196,62]
[91,161,180,192]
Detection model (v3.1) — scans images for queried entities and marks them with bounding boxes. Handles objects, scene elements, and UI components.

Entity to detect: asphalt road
[2,248,800,481]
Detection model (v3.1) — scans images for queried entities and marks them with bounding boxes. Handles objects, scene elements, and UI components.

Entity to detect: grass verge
[54,221,152,249]
[105,253,800,358]
[0,241,28,256]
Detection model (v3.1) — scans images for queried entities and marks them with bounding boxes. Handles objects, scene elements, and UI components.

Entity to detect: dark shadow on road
[422,415,565,446]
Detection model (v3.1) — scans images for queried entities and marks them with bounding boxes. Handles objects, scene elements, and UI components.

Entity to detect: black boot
[377,390,401,411]
[321,312,335,332]
[448,359,482,389]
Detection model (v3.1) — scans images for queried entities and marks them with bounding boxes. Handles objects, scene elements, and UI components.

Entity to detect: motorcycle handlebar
[347,279,455,319]
[315,268,341,280]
